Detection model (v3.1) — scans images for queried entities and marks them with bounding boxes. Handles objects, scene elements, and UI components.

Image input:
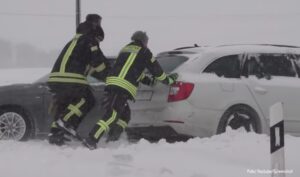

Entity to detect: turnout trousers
[88,90,130,143]
[48,83,95,134]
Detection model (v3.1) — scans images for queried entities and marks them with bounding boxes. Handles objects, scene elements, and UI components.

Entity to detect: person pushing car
[47,14,110,145]
[83,31,178,149]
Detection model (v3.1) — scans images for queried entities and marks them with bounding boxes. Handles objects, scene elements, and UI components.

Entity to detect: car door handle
[254,87,267,95]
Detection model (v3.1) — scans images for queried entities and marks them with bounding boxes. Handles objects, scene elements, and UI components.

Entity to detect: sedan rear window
[156,56,188,73]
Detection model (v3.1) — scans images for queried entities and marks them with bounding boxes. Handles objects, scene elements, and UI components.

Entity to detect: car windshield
[156,55,189,73]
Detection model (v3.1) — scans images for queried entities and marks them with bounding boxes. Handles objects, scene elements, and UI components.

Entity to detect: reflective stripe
[60,34,82,73]
[117,119,127,129]
[94,110,117,139]
[51,122,58,128]
[119,53,137,79]
[137,72,145,82]
[49,72,86,79]
[63,98,86,121]
[95,63,106,72]
[84,64,92,75]
[94,127,105,139]
[156,72,167,81]
[67,105,82,117]
[121,45,141,53]
[97,120,109,130]
[63,111,73,123]
[106,110,117,125]
[90,46,98,52]
[106,77,137,97]
[107,79,136,97]
[151,57,156,63]
[48,77,88,85]
[88,63,106,75]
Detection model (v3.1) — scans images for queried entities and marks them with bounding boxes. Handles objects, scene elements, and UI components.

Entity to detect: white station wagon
[129,44,300,138]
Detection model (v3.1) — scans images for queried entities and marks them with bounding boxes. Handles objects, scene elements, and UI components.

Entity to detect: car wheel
[0,107,32,141]
[217,105,261,134]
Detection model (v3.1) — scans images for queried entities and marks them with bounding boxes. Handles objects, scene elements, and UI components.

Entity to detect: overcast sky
[1,0,300,55]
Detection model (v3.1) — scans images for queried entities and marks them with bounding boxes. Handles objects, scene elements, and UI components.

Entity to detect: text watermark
[247,169,294,175]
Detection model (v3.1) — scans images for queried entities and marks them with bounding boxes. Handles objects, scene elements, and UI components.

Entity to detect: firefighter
[83,31,178,149]
[47,14,110,146]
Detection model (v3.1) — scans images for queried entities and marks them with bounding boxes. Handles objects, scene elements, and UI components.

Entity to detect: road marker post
[269,102,285,177]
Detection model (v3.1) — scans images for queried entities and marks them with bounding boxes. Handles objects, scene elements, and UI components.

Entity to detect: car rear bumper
[160,101,224,137]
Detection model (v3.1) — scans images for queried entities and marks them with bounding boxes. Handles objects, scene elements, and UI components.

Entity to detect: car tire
[0,107,32,141]
[217,105,261,134]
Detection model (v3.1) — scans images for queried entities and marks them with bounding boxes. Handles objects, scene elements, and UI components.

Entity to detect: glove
[140,75,154,86]
[167,73,178,85]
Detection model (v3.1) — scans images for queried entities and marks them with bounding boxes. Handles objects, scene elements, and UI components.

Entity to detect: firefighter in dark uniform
[84,31,178,149]
[47,14,110,145]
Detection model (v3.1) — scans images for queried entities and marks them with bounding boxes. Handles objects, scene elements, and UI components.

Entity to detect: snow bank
[0,130,298,177]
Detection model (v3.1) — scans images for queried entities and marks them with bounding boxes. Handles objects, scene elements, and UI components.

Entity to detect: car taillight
[168,81,194,102]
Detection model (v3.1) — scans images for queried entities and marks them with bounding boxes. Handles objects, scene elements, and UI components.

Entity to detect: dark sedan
[0,74,111,141]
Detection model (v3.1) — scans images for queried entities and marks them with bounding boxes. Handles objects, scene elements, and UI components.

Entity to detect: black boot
[106,125,123,142]
[82,136,98,150]
[48,128,69,146]
[56,119,77,136]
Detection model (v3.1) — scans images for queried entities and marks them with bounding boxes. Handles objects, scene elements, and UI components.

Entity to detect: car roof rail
[157,50,197,57]
[174,44,201,50]
[258,44,300,48]
[217,43,300,48]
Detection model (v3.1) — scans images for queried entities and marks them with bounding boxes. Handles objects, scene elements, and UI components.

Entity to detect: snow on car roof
[174,44,300,56]
[167,44,300,73]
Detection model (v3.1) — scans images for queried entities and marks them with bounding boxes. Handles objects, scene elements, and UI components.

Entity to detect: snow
[0,68,299,177]
[0,130,299,177]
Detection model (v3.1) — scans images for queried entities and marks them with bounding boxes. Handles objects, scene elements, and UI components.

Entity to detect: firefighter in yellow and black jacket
[83,31,178,149]
[47,14,110,146]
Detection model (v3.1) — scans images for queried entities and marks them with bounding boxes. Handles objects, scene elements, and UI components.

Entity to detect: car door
[242,53,300,135]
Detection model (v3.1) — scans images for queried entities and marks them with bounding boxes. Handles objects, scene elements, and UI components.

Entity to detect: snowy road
[0,131,299,177]
[0,68,299,177]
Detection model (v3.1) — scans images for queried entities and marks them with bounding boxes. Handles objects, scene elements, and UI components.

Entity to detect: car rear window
[156,56,188,72]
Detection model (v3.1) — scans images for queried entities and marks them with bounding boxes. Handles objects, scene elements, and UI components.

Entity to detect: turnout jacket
[106,41,169,99]
[48,33,109,86]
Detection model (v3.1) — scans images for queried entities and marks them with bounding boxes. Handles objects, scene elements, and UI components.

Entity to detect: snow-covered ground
[0,131,299,177]
[0,68,299,177]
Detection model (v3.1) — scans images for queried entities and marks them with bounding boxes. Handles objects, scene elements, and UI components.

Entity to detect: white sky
[1,0,300,55]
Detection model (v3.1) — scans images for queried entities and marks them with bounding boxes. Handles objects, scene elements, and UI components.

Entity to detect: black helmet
[76,22,92,34]
[86,14,102,23]
[86,14,102,29]
[131,31,148,45]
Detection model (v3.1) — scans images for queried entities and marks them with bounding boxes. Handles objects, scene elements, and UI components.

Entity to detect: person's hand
[167,73,178,85]
[141,76,155,86]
